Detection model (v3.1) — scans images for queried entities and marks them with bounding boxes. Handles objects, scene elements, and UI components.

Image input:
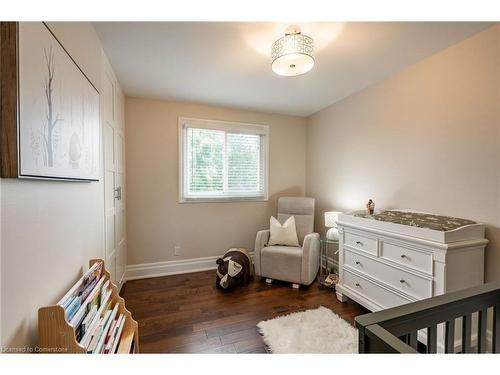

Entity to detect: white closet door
[114,89,126,287]
[103,63,127,289]
[103,69,117,285]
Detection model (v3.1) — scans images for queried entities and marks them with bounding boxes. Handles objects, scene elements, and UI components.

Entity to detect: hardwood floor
[120,271,368,353]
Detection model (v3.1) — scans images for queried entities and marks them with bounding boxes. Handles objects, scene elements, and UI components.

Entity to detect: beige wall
[0,22,106,348]
[125,98,307,265]
[306,25,500,281]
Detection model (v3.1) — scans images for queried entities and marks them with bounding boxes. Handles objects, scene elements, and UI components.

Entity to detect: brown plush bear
[216,248,254,290]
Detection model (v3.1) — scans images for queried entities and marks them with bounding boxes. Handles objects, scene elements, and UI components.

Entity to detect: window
[179,117,269,202]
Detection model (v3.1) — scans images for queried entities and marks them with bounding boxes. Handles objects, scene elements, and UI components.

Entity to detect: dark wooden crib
[355,280,500,353]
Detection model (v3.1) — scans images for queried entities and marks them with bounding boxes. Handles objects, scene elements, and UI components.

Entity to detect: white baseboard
[126,252,255,281]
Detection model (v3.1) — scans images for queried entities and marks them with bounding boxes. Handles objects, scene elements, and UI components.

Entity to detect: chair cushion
[268,216,299,247]
[277,197,315,245]
[260,245,303,284]
[277,213,312,246]
[278,197,315,215]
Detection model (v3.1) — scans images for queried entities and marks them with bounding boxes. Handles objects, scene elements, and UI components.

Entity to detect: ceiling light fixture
[271,25,315,77]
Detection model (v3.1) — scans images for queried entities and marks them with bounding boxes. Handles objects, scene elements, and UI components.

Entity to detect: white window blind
[179,118,268,202]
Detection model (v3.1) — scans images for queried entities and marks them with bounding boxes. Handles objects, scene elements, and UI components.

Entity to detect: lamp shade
[325,211,342,228]
[271,25,314,77]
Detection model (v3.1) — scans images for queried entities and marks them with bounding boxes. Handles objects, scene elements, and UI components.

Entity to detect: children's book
[104,320,117,350]
[79,277,98,302]
[85,317,103,353]
[65,297,81,321]
[62,296,74,310]
[79,289,112,347]
[104,316,122,354]
[94,303,119,353]
[79,305,98,338]
[80,313,99,349]
[58,261,103,307]
[87,310,112,353]
[110,314,126,354]
[70,276,105,328]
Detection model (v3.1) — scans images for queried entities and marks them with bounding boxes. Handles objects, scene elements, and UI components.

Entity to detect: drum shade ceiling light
[271,25,315,77]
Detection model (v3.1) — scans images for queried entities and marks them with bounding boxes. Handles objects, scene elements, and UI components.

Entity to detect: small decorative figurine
[366,199,375,215]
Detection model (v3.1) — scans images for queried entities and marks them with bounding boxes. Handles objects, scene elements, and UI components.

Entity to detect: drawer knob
[355,241,363,246]
[401,254,407,258]
[355,283,360,287]
[399,279,405,283]
[355,261,361,265]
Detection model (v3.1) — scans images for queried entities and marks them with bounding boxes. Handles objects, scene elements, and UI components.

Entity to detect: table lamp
[325,211,342,240]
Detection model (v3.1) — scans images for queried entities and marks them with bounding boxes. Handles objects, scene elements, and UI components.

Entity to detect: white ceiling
[94,22,493,116]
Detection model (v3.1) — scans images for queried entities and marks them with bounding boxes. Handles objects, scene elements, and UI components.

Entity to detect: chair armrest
[254,229,270,277]
[301,232,320,285]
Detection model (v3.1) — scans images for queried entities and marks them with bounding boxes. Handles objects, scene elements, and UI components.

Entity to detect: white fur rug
[257,306,358,353]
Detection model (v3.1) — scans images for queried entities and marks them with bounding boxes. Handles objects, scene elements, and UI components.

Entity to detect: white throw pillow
[268,216,300,247]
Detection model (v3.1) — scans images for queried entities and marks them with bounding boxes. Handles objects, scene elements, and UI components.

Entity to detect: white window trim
[178,117,269,203]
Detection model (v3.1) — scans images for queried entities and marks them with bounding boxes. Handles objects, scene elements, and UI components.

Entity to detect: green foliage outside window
[187,128,261,194]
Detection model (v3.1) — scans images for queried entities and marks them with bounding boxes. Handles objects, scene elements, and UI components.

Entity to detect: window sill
[179,196,268,204]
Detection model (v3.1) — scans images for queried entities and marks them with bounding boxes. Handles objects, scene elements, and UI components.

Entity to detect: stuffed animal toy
[216,248,254,290]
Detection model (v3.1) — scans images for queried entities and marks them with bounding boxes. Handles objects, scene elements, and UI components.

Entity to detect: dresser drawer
[343,231,377,255]
[343,269,411,309]
[344,249,432,300]
[380,241,433,274]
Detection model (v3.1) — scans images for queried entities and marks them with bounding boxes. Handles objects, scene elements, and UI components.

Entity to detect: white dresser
[336,210,488,312]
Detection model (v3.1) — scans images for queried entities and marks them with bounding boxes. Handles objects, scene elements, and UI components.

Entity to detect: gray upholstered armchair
[254,197,320,288]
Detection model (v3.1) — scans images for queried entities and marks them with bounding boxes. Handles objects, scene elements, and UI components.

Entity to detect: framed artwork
[15,22,100,181]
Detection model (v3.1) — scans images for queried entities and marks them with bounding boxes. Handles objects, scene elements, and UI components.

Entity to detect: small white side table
[318,238,339,287]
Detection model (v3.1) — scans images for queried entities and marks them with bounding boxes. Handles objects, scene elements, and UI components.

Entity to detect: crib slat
[408,331,418,350]
[494,306,500,353]
[427,326,437,353]
[462,315,472,353]
[445,319,455,353]
[477,309,487,353]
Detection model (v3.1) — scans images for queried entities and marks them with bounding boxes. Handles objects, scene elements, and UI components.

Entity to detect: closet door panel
[103,58,126,289]
[103,68,117,283]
